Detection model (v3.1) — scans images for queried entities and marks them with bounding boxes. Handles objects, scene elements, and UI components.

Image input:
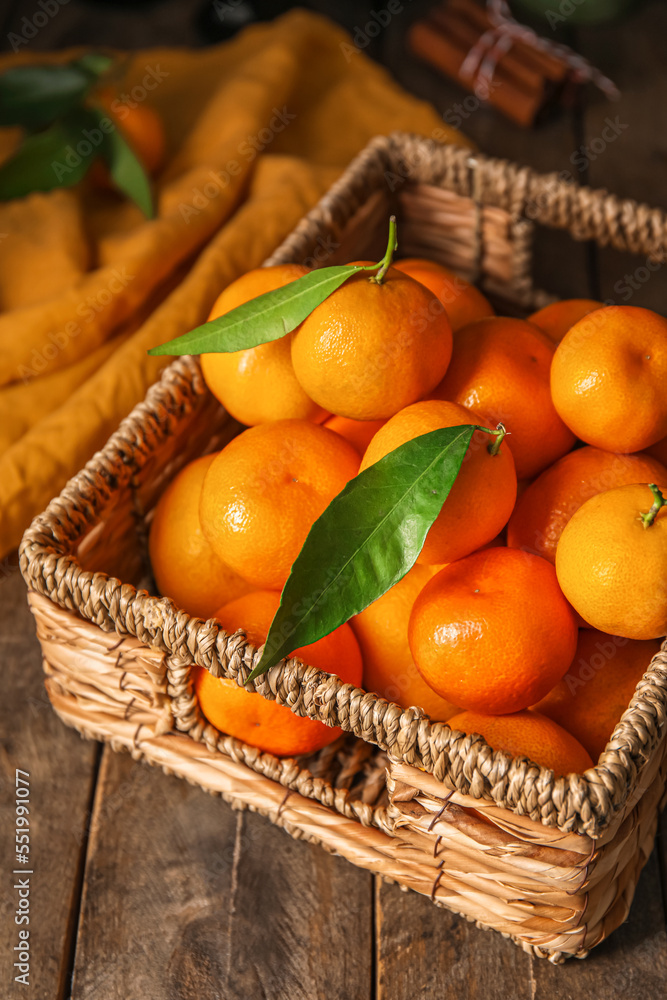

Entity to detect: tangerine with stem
[556,482,667,639]
[291,220,453,420]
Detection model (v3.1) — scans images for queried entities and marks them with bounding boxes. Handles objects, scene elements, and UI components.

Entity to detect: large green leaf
[248,424,477,680]
[148,264,369,357]
[0,60,109,128]
[91,105,154,218]
[0,110,97,199]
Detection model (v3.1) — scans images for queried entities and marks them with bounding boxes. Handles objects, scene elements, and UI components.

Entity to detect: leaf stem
[476,423,508,456]
[367,215,398,285]
[639,483,665,528]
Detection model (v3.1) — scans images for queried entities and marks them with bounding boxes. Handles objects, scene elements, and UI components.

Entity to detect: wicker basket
[20,133,667,964]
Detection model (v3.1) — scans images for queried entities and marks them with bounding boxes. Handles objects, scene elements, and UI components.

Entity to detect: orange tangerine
[291,264,452,420]
[432,317,576,479]
[448,709,593,775]
[148,454,252,618]
[528,299,602,343]
[199,419,359,590]
[409,547,578,714]
[201,265,328,426]
[195,590,363,757]
[394,257,494,331]
[360,400,516,565]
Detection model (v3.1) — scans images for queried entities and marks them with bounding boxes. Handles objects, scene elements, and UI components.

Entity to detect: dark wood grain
[577,2,667,313]
[529,850,667,1000]
[0,565,99,1000]
[0,0,203,52]
[375,877,533,1000]
[71,748,373,1000]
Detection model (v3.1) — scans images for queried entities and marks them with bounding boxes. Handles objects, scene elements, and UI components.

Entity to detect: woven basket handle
[384,132,667,262]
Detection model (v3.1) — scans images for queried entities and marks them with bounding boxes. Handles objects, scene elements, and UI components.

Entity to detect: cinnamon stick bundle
[408,0,575,128]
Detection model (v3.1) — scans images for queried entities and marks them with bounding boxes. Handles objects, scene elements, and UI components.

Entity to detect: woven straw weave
[19,134,667,959]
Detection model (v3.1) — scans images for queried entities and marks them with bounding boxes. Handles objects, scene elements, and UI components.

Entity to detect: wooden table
[1,2,667,997]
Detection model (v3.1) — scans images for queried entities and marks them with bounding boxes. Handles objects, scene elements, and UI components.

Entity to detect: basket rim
[19,132,667,839]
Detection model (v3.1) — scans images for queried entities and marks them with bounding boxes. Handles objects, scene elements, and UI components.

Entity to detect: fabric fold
[0,9,467,557]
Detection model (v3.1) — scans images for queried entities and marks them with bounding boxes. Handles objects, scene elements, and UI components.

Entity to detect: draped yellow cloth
[0,9,466,557]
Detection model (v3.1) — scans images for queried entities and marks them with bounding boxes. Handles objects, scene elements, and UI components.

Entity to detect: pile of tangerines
[149,250,667,777]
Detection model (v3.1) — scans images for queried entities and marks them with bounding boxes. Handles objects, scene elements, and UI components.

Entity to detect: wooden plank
[0,563,99,1000]
[0,0,203,52]
[375,876,532,1000]
[529,847,667,999]
[577,3,667,312]
[72,748,373,999]
[658,813,667,933]
[376,846,667,1000]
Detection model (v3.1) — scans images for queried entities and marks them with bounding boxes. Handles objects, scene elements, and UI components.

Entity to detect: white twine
[459,0,620,101]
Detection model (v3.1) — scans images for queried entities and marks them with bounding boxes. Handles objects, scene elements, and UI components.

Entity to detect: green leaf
[0,109,97,199]
[72,54,114,80]
[91,106,154,218]
[248,424,477,680]
[0,64,94,128]
[147,265,369,357]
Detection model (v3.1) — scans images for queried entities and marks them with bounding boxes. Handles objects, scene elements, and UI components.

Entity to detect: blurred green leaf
[0,64,93,128]
[92,105,154,218]
[73,54,113,80]
[0,109,98,199]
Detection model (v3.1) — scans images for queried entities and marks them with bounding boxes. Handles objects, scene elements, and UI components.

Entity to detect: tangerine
[551,305,667,452]
[291,264,452,420]
[393,257,494,332]
[431,317,576,478]
[201,265,328,426]
[90,90,165,185]
[351,562,458,720]
[507,446,667,563]
[447,709,593,775]
[528,298,602,343]
[199,419,359,590]
[148,454,252,618]
[324,415,386,455]
[534,629,661,760]
[408,547,577,714]
[360,400,516,565]
[194,590,363,757]
[555,482,667,640]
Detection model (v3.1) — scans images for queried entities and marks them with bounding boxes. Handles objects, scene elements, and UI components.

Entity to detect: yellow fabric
[0,9,468,557]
